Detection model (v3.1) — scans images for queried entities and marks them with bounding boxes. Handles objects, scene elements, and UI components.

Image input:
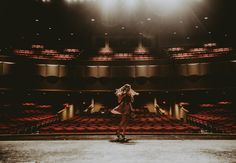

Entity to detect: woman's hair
[115,84,139,97]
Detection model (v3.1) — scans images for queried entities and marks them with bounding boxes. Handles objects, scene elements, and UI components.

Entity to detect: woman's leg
[116,115,125,139]
[121,115,129,137]
[117,115,125,134]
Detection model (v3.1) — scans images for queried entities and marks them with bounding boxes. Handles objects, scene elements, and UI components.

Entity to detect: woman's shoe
[120,134,131,142]
[111,132,121,142]
[115,132,121,141]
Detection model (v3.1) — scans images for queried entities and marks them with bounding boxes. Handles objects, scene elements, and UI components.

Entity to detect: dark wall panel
[75,66,84,78]
[231,60,236,73]
[207,62,229,75]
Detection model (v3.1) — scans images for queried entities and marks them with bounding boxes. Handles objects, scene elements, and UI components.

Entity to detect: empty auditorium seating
[0,103,59,134]
[14,46,79,61]
[90,53,154,61]
[39,109,200,134]
[187,105,236,133]
[169,44,233,60]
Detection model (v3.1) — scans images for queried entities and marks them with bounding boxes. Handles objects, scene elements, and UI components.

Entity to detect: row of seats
[39,112,200,134]
[90,55,154,61]
[188,108,236,133]
[0,103,58,134]
[40,125,199,133]
[172,52,231,60]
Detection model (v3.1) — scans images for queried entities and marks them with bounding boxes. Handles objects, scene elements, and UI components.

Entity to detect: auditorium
[0,0,235,162]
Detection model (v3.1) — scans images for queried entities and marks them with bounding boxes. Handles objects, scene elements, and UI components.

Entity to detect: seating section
[168,44,233,60]
[0,103,59,134]
[90,53,154,61]
[2,101,235,134]
[12,43,234,61]
[14,45,80,60]
[39,111,200,134]
[187,108,236,133]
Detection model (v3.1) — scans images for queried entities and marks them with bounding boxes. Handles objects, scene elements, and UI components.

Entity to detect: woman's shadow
[109,138,137,145]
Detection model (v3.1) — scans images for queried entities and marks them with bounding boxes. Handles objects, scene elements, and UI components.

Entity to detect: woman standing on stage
[111,84,139,141]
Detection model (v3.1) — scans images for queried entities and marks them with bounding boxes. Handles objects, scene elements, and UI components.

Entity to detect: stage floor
[0,140,235,163]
